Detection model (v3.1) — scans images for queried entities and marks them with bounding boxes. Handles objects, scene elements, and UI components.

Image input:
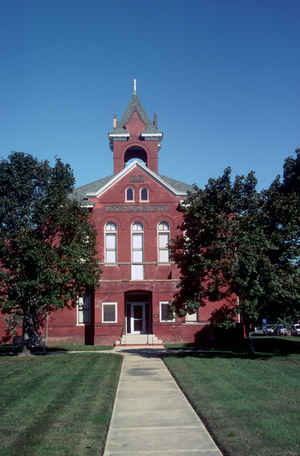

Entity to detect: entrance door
[130,303,146,334]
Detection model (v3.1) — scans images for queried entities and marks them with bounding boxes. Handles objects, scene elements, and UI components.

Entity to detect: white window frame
[102,302,118,323]
[140,187,149,202]
[77,295,91,325]
[185,312,198,322]
[131,222,144,280]
[157,221,170,264]
[160,301,175,322]
[104,222,117,264]
[125,187,135,202]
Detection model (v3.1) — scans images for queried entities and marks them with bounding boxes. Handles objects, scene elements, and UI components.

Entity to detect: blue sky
[1,0,299,190]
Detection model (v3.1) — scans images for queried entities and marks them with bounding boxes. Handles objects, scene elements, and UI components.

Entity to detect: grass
[164,337,300,456]
[0,352,122,456]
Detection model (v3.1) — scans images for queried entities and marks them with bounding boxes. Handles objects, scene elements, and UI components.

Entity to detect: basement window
[160,302,175,322]
[102,303,117,323]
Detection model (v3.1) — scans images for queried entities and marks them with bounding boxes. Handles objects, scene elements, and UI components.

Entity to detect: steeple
[108,85,163,174]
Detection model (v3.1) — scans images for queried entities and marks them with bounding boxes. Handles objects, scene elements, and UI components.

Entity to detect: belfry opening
[124,146,148,168]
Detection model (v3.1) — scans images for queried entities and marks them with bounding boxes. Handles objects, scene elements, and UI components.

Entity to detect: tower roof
[109,94,163,136]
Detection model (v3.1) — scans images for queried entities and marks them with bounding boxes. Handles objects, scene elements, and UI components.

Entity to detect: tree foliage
[0,152,101,348]
[171,151,300,335]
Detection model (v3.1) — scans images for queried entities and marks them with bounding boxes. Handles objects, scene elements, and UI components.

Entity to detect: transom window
[131,222,144,280]
[105,222,117,264]
[158,221,170,263]
[140,187,148,201]
[126,187,134,201]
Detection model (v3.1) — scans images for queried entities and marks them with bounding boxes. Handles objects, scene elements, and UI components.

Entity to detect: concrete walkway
[103,347,223,456]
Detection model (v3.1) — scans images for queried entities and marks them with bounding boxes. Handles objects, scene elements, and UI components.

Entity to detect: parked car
[253,327,265,336]
[263,324,274,336]
[291,324,300,336]
[274,324,288,336]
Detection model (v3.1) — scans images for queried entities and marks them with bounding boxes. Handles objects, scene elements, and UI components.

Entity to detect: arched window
[140,187,148,201]
[105,222,117,264]
[158,221,170,263]
[131,222,144,280]
[126,187,134,201]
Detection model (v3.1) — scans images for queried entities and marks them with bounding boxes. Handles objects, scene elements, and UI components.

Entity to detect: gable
[84,161,190,199]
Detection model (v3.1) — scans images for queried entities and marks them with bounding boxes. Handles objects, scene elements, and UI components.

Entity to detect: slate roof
[71,175,113,204]
[159,175,192,194]
[72,172,192,205]
[109,94,163,136]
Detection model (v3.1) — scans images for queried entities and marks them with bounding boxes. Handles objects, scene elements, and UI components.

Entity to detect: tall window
[77,295,91,324]
[105,222,117,264]
[131,222,144,280]
[140,187,148,201]
[158,221,170,263]
[126,187,134,201]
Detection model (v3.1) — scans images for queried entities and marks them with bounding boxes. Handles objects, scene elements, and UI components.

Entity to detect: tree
[0,152,101,351]
[171,152,300,342]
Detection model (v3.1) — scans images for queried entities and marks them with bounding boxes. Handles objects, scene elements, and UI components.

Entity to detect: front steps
[116,333,163,346]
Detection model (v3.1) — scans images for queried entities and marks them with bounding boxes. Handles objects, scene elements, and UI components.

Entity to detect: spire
[133,78,136,95]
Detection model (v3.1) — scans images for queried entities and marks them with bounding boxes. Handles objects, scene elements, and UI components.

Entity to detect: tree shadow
[164,335,300,360]
[0,344,68,356]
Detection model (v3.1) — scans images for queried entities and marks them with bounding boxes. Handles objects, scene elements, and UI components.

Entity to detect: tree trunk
[22,311,37,355]
[243,321,255,356]
[239,307,255,356]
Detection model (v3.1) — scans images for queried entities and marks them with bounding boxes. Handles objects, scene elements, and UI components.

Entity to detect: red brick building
[1,88,229,346]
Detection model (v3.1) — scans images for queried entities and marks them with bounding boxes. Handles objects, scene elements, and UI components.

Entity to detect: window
[131,222,144,280]
[105,222,117,264]
[140,187,148,201]
[185,312,198,322]
[158,221,170,263]
[126,187,134,201]
[102,303,117,323]
[160,301,175,322]
[77,295,91,324]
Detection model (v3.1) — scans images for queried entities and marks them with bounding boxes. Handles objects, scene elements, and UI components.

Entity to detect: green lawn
[0,353,122,456]
[164,338,300,456]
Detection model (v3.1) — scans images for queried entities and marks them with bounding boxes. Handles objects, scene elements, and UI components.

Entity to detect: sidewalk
[103,347,223,455]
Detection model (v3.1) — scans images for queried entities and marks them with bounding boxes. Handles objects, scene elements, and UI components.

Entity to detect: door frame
[130,302,146,334]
